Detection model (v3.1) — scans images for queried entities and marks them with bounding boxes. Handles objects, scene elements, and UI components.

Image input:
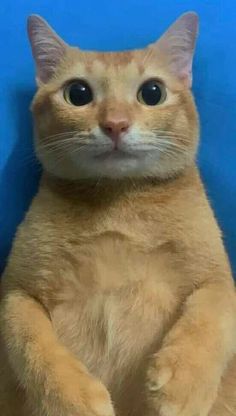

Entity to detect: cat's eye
[137,79,166,106]
[64,80,93,106]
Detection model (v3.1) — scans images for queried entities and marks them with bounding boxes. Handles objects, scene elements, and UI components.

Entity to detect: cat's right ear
[27,15,68,85]
[150,12,199,88]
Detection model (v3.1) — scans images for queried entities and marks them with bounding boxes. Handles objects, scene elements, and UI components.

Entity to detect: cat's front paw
[146,347,219,416]
[75,374,115,416]
[40,355,115,416]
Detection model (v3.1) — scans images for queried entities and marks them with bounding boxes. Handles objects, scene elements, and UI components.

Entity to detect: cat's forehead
[79,49,145,71]
[63,48,149,81]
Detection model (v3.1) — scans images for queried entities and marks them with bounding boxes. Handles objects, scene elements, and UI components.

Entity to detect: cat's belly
[52,279,178,414]
[50,235,182,413]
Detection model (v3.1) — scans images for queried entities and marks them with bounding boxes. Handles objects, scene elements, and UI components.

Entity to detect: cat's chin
[39,141,194,181]
[39,147,151,180]
[93,149,139,161]
[42,155,172,181]
[40,146,193,181]
[53,155,146,180]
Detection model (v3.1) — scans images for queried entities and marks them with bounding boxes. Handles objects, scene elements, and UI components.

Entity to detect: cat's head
[28,12,199,180]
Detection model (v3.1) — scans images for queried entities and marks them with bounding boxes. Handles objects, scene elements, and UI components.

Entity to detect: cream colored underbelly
[50,235,180,412]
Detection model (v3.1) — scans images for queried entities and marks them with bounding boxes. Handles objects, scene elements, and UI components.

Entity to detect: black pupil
[68,82,93,106]
[140,81,162,106]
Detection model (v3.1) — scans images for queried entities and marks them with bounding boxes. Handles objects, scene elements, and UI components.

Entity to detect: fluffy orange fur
[0,12,236,416]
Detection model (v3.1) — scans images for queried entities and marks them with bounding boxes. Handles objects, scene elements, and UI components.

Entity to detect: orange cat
[0,12,235,416]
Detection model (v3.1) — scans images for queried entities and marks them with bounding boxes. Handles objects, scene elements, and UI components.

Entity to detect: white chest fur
[51,233,179,389]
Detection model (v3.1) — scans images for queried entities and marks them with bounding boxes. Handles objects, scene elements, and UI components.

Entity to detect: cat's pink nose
[100,118,130,143]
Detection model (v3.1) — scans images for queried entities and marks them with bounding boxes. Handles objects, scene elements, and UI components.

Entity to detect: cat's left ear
[27,15,68,85]
[151,12,199,88]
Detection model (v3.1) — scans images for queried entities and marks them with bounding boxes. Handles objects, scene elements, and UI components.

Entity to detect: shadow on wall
[0,88,41,275]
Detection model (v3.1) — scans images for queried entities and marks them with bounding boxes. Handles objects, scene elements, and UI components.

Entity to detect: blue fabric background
[0,0,235,276]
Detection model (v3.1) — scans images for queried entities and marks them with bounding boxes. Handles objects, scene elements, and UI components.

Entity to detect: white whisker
[40,130,90,142]
[220,401,236,416]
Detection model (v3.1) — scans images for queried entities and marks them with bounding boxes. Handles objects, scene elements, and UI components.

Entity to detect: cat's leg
[0,338,27,416]
[146,282,236,416]
[0,290,115,416]
[209,354,236,416]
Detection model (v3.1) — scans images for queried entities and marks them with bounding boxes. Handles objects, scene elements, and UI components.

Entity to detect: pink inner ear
[27,15,68,84]
[154,12,199,87]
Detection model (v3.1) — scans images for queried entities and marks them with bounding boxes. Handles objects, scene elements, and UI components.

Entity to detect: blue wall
[0,0,235,276]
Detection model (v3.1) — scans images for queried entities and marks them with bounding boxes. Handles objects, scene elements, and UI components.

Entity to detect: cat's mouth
[93,148,138,161]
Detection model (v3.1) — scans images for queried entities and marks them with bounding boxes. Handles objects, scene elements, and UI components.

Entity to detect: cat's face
[29,13,199,180]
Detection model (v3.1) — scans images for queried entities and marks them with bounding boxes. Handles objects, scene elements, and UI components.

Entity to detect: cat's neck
[41,167,199,206]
